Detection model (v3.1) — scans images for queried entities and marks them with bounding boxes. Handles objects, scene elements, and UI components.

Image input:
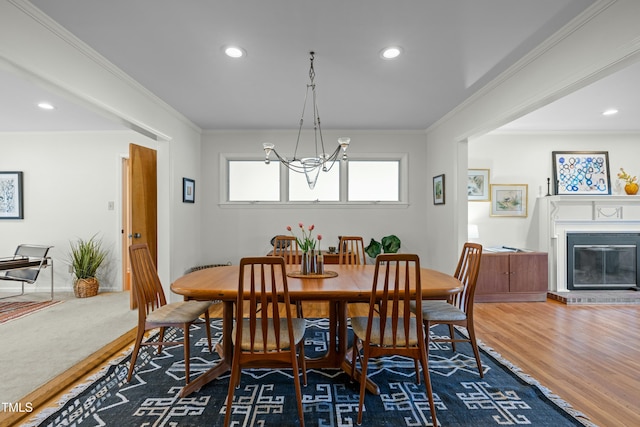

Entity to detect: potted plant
[69,234,108,298]
[365,235,401,260]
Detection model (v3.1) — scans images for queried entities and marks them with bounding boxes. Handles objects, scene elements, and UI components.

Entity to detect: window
[228,161,279,201]
[289,167,340,201]
[223,155,406,205]
[348,161,399,201]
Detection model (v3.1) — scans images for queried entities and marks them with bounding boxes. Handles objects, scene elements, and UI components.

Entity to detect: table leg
[303,300,381,395]
[179,301,233,397]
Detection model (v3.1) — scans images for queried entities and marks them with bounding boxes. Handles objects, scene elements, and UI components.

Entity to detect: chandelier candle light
[263,52,350,190]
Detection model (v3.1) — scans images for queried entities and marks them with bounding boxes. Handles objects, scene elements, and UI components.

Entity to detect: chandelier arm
[271,149,307,173]
[293,85,312,161]
[318,145,342,172]
[261,52,349,189]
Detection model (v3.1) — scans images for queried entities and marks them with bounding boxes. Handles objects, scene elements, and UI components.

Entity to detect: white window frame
[220,153,408,207]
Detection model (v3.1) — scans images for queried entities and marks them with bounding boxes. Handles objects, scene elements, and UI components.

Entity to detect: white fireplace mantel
[537,195,640,292]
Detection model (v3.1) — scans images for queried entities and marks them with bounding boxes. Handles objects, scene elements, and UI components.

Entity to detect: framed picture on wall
[183,177,195,203]
[490,184,527,217]
[433,174,445,205]
[468,169,490,201]
[552,151,611,195]
[0,171,24,219]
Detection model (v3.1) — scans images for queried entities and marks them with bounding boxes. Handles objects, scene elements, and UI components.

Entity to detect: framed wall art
[0,171,24,219]
[552,151,610,195]
[183,177,195,203]
[468,169,490,201]
[433,174,445,205]
[490,184,528,217]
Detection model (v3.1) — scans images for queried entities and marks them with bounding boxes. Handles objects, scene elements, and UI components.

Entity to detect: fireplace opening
[567,233,640,291]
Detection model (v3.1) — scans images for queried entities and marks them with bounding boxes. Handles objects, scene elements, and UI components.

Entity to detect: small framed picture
[183,177,195,203]
[468,169,490,201]
[490,184,528,217]
[433,174,445,205]
[0,171,24,219]
[552,151,610,195]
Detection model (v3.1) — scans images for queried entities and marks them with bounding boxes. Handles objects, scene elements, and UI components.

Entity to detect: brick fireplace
[537,195,640,292]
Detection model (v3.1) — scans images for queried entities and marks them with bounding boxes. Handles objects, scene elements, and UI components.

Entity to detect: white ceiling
[4,0,638,133]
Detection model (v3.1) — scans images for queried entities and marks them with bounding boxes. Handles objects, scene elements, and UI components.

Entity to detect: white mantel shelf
[537,196,640,292]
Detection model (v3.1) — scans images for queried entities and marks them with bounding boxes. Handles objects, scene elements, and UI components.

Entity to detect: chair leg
[290,347,306,427]
[448,324,456,351]
[466,322,484,378]
[127,327,145,382]
[204,310,213,352]
[157,327,166,354]
[224,367,238,427]
[298,341,308,386]
[350,337,360,381]
[356,347,369,426]
[224,351,244,427]
[419,349,438,427]
[183,323,192,384]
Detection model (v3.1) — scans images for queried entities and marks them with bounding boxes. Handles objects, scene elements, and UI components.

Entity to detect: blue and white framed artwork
[0,171,24,219]
[552,151,610,195]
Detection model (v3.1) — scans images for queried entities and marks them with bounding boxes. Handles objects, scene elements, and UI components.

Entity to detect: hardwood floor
[473,299,640,427]
[14,300,640,426]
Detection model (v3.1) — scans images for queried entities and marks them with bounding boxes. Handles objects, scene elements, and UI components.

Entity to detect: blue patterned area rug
[26,319,595,427]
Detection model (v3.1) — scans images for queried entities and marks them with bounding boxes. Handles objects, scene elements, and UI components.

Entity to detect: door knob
[133,233,142,239]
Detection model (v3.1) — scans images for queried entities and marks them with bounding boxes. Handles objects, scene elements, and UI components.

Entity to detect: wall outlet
[108,201,115,210]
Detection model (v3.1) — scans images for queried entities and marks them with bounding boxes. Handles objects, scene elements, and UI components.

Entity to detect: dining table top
[171,263,463,301]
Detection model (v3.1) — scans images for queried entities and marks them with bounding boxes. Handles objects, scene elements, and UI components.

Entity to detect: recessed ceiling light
[37,102,55,110]
[380,46,402,60]
[602,108,619,116]
[223,46,246,58]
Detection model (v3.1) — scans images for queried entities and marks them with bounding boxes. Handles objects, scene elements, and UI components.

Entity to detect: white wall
[0,131,155,292]
[1,1,204,299]
[425,0,640,272]
[199,130,430,265]
[468,131,640,250]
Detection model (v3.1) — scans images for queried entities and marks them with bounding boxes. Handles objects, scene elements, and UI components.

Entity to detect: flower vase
[625,183,639,195]
[301,252,310,275]
[310,250,317,274]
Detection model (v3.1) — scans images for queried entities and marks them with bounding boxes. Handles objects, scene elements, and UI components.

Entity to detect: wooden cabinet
[475,252,548,302]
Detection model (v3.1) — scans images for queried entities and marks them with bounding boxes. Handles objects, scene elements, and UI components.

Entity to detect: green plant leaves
[365,238,382,258]
[69,234,108,280]
[381,235,401,253]
[365,235,401,259]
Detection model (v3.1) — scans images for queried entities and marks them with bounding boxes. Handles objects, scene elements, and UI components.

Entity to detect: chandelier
[262,52,350,190]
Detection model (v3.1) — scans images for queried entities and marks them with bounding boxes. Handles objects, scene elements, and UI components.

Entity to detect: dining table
[171,262,463,398]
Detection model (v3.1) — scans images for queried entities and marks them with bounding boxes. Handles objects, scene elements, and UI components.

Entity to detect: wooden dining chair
[272,235,300,264]
[350,253,438,426]
[338,236,366,265]
[416,242,484,377]
[272,235,304,317]
[224,256,307,427]
[127,244,213,385]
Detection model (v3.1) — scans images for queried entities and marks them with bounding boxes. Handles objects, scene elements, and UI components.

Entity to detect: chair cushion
[146,300,212,324]
[351,317,420,346]
[420,300,467,321]
[233,318,306,351]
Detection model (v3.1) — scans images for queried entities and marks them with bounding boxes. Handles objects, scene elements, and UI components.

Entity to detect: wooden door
[125,144,157,309]
[130,143,157,263]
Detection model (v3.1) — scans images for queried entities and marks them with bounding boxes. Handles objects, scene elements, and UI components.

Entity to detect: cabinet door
[509,253,548,293]
[475,254,510,294]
